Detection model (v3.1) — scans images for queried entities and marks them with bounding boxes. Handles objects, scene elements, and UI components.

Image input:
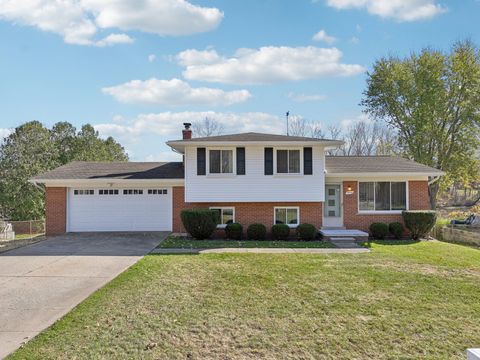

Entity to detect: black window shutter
[304,147,313,175]
[236,147,245,175]
[197,147,206,175]
[264,147,273,175]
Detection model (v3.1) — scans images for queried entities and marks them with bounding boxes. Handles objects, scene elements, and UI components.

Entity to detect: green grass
[14,233,43,240]
[159,236,336,248]
[10,240,480,359]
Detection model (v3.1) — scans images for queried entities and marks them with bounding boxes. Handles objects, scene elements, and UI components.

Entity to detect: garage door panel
[68,188,172,232]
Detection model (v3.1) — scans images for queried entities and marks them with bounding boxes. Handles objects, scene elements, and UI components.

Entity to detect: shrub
[402,211,437,240]
[180,209,218,240]
[369,222,389,239]
[389,222,404,239]
[296,223,317,241]
[225,223,243,240]
[271,224,290,240]
[247,223,267,240]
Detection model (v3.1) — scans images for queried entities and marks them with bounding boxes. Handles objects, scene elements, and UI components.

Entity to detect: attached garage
[67,187,173,232]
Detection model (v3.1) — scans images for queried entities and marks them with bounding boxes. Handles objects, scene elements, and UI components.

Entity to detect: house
[32,123,443,236]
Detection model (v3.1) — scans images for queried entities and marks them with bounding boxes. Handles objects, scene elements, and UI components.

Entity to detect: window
[210,207,234,227]
[148,189,168,195]
[123,189,144,195]
[99,189,119,195]
[209,149,233,174]
[274,207,299,227]
[359,182,406,211]
[276,149,300,174]
[73,189,94,195]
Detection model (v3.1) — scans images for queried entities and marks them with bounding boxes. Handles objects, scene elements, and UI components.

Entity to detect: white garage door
[67,187,172,232]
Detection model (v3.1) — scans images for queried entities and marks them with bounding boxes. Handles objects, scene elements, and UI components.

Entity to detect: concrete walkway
[152,247,370,254]
[0,232,168,359]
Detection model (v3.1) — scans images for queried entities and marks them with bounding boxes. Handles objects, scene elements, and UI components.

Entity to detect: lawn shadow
[361,239,420,248]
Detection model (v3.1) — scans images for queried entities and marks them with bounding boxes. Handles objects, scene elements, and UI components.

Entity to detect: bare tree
[192,117,224,137]
[340,120,398,156]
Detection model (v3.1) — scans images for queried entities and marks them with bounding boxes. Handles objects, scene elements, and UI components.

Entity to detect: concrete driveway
[0,232,168,359]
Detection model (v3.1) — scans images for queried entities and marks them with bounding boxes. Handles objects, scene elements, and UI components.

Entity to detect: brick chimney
[182,122,192,140]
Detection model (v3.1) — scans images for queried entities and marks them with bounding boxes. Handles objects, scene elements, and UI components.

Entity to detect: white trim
[206,147,236,176]
[274,206,300,228]
[32,179,184,187]
[273,147,303,175]
[357,180,408,214]
[326,172,442,178]
[209,206,235,227]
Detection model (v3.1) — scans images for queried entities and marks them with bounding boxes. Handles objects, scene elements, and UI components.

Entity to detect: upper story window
[276,149,300,174]
[209,149,233,174]
[359,182,407,212]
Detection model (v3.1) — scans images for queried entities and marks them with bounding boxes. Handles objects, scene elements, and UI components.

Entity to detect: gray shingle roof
[325,156,443,174]
[169,132,342,143]
[32,161,184,180]
[32,156,442,181]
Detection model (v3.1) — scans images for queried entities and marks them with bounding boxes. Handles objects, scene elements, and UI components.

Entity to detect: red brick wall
[45,187,67,236]
[342,180,430,232]
[172,186,323,234]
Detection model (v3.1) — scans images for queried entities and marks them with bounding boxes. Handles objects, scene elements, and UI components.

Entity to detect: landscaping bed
[9,240,480,359]
[159,236,336,249]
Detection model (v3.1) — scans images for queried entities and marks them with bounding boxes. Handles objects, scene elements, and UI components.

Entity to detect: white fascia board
[325,173,432,181]
[167,140,344,153]
[30,179,185,187]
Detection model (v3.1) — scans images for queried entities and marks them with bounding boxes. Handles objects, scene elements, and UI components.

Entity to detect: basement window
[274,207,299,227]
[210,207,235,227]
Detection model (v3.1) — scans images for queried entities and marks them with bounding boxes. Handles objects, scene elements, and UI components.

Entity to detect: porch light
[347,185,352,192]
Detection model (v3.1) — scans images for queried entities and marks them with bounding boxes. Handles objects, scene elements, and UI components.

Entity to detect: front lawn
[159,236,336,248]
[10,240,480,359]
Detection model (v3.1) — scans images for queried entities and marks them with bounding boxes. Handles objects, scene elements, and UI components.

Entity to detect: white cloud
[177,46,365,85]
[339,113,372,130]
[102,78,251,106]
[312,29,336,44]
[0,128,13,142]
[0,0,223,46]
[95,111,285,142]
[95,33,134,47]
[145,151,182,162]
[326,0,446,21]
[349,36,360,44]
[148,54,156,63]
[287,92,326,102]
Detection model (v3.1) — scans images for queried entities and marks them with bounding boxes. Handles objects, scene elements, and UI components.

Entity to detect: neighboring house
[32,124,443,236]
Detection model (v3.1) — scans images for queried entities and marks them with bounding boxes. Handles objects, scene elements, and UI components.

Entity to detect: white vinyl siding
[185,145,325,202]
[67,187,172,232]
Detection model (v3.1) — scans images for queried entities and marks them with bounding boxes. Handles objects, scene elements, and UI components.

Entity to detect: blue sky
[0,0,478,161]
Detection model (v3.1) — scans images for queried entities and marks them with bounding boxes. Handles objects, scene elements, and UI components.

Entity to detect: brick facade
[342,180,431,232]
[45,187,67,236]
[172,186,323,234]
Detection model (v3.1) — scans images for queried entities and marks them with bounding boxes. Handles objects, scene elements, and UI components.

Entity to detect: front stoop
[329,237,364,249]
[319,229,369,243]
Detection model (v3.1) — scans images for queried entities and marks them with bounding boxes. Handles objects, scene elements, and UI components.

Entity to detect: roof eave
[166,140,344,153]
[325,171,445,177]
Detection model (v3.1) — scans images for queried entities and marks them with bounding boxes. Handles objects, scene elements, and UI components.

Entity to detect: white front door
[323,184,343,228]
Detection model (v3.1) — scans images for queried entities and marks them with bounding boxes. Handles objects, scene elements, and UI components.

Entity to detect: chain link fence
[10,220,45,238]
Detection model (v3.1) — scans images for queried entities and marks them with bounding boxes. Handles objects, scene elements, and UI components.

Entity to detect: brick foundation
[342,180,431,233]
[45,187,67,236]
[172,186,323,234]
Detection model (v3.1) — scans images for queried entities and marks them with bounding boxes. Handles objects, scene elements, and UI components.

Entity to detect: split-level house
[32,123,443,236]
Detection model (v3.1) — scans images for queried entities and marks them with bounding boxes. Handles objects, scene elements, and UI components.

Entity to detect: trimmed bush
[389,222,404,239]
[296,223,317,241]
[402,211,437,240]
[247,223,267,240]
[180,209,218,240]
[225,223,243,240]
[369,222,389,239]
[271,224,290,240]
